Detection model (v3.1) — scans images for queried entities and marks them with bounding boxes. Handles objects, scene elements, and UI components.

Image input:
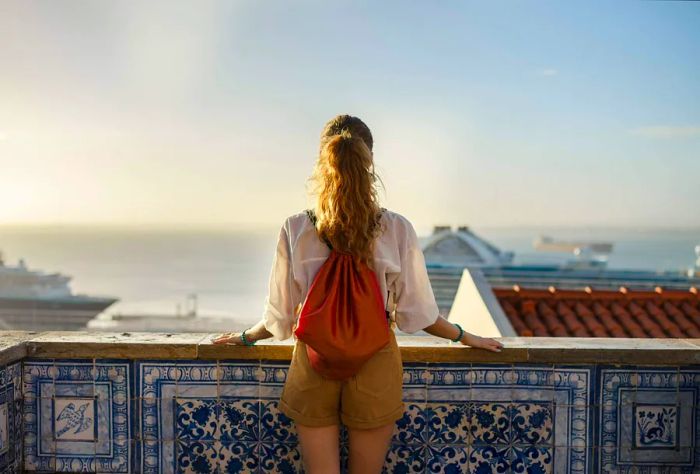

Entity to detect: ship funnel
[433,225,451,234]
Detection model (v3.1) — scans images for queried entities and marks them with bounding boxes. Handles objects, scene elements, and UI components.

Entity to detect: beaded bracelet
[451,323,464,342]
[240,329,256,346]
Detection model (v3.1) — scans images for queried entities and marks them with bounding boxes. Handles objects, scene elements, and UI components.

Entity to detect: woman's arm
[213,220,299,345]
[421,314,503,352]
[212,321,272,345]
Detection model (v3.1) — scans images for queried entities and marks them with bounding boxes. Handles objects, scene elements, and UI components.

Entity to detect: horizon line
[1,221,699,232]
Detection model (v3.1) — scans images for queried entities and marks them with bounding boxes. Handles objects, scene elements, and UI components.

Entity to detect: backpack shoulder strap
[305,209,333,250]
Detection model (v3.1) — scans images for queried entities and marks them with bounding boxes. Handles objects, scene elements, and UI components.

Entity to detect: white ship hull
[0,296,117,331]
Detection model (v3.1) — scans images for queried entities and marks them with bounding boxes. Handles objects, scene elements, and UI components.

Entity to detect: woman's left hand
[460,333,504,352]
[212,332,246,345]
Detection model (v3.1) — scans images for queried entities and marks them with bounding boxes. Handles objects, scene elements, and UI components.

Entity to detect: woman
[213,114,503,474]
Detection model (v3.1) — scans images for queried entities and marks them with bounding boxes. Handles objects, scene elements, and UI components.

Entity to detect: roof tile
[493,287,700,338]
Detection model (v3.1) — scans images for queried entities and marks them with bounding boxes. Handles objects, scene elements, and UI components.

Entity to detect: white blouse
[261,209,441,341]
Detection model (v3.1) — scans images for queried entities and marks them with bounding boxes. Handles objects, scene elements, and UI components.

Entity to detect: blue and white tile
[258,440,303,473]
[259,399,297,445]
[95,437,130,473]
[401,363,428,402]
[424,444,469,473]
[23,360,132,473]
[7,362,22,401]
[175,398,218,441]
[0,399,9,454]
[393,402,428,446]
[467,444,513,473]
[424,402,471,445]
[53,396,97,442]
[510,401,554,445]
[0,364,19,473]
[421,364,590,474]
[382,444,426,474]
[218,399,260,443]
[469,402,511,446]
[599,367,699,473]
[137,361,217,470]
[137,360,309,473]
[259,361,289,385]
[175,440,224,473]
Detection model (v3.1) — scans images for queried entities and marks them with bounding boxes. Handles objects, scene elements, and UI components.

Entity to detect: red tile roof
[494,286,700,338]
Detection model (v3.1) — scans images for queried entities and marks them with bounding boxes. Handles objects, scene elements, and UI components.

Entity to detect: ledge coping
[0,331,697,365]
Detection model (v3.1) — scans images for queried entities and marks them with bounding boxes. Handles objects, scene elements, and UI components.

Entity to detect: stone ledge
[1,330,698,365]
[0,330,35,365]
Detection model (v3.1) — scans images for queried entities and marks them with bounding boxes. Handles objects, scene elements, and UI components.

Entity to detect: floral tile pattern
[9,356,698,473]
[137,360,303,474]
[420,364,590,474]
[136,361,594,473]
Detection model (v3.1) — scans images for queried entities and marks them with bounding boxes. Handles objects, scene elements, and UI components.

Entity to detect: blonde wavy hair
[307,114,384,268]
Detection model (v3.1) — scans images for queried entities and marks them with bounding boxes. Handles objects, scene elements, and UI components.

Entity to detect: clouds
[629,125,700,139]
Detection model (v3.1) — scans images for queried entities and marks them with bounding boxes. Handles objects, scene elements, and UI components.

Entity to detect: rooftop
[494,286,700,338]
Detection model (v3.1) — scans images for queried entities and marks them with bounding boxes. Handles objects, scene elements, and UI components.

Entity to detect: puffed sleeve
[261,220,302,341]
[392,218,441,333]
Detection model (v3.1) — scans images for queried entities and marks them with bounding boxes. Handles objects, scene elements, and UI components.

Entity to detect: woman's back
[262,208,440,341]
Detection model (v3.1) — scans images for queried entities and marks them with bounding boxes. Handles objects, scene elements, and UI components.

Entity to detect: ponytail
[308,115,383,269]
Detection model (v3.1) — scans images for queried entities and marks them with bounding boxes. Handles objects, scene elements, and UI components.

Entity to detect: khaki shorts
[278,329,405,430]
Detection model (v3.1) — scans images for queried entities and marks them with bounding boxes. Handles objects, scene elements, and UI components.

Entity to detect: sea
[0,225,698,329]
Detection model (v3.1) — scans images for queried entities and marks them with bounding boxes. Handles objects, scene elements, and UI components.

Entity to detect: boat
[0,250,118,330]
[533,235,613,254]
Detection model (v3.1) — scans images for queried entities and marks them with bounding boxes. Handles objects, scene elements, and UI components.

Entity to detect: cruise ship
[0,251,118,330]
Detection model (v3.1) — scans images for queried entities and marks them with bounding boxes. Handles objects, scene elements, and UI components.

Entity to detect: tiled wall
[14,358,700,473]
[0,362,22,473]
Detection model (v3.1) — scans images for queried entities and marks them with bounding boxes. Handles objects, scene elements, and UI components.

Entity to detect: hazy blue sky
[1,0,699,232]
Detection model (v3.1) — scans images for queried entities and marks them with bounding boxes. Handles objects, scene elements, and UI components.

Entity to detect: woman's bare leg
[347,422,394,474]
[295,423,341,474]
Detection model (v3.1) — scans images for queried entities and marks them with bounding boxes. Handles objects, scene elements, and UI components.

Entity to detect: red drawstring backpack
[293,208,391,381]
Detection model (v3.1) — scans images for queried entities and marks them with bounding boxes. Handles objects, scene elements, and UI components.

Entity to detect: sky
[1,0,699,233]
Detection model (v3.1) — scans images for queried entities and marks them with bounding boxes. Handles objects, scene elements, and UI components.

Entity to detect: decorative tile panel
[136,360,302,474]
[23,359,132,473]
[415,364,592,474]
[599,367,700,473]
[136,361,593,473]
